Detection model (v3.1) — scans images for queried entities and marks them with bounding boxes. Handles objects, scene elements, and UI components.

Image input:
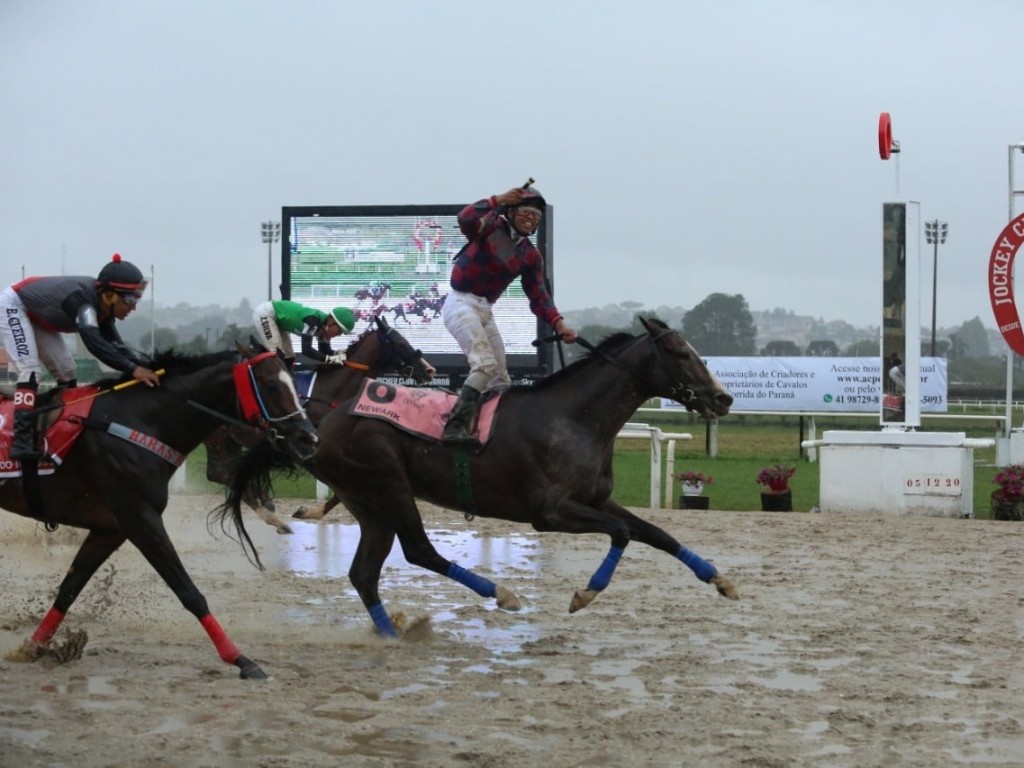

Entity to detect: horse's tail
[210,439,297,569]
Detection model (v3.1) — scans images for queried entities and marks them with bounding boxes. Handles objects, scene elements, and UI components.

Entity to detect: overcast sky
[4,0,1024,331]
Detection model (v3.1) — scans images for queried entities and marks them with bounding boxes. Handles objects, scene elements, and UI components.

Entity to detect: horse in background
[222,318,736,638]
[1,344,317,679]
[203,316,434,531]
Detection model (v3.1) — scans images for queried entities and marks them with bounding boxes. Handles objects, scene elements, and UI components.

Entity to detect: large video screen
[281,205,556,386]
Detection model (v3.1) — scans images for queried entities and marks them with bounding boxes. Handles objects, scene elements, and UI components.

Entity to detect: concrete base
[811,431,993,518]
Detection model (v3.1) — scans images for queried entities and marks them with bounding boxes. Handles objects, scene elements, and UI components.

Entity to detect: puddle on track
[262,519,671,584]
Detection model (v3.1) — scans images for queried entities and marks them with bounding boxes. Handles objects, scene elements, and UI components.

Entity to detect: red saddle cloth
[0,387,97,477]
[350,380,501,445]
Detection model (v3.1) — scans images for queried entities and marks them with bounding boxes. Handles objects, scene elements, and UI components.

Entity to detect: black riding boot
[11,374,41,462]
[442,385,481,445]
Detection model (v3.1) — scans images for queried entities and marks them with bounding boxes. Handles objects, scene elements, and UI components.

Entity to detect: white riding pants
[889,364,906,393]
[0,286,76,384]
[253,301,296,358]
[442,290,509,393]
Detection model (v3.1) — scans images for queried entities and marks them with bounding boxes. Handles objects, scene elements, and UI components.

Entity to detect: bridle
[186,350,308,439]
[344,319,425,379]
[576,328,699,404]
[233,350,307,432]
[302,319,426,410]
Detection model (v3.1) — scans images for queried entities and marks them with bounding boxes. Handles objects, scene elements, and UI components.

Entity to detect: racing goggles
[117,290,144,307]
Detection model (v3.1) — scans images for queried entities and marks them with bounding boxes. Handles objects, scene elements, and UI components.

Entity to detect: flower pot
[681,481,704,497]
[679,495,710,510]
[991,490,1024,521]
[760,490,792,512]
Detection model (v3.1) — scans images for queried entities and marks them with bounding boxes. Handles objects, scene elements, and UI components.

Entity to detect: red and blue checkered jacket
[449,197,562,326]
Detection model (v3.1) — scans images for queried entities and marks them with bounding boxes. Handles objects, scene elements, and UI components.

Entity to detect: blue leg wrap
[368,603,398,638]
[447,563,498,598]
[676,546,717,583]
[586,545,625,592]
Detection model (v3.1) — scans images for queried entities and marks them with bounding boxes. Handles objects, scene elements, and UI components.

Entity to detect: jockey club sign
[989,212,1024,355]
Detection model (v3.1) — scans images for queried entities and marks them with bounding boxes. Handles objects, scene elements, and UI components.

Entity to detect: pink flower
[672,470,713,487]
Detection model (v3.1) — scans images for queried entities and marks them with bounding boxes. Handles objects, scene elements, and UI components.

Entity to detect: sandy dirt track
[1,494,1022,767]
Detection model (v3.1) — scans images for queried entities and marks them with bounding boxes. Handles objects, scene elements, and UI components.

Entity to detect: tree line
[569,293,1019,390]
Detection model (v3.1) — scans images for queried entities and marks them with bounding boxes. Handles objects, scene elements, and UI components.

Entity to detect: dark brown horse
[203,316,434,531]
[1,344,317,679]
[222,318,736,638]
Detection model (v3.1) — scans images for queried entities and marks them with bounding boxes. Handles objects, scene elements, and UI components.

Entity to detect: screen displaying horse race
[280,205,556,385]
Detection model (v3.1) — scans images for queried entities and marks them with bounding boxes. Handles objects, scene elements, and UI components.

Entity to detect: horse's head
[344,316,435,383]
[234,341,319,460]
[640,317,733,419]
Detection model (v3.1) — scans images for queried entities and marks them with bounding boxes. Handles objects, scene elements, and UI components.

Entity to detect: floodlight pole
[149,264,156,356]
[261,221,281,301]
[924,220,948,358]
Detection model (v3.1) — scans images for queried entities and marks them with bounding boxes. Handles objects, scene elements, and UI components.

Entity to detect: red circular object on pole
[878,112,893,160]
[989,212,1024,355]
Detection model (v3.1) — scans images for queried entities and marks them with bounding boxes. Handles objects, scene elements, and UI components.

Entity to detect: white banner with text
[662,357,948,413]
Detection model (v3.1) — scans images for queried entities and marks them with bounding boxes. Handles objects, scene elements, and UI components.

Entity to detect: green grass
[182,445,317,498]
[181,408,1007,518]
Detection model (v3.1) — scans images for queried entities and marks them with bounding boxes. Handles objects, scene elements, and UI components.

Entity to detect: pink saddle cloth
[349,380,500,444]
[0,387,97,477]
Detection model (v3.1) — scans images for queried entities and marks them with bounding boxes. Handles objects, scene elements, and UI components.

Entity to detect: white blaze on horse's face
[682,337,727,392]
[277,368,306,415]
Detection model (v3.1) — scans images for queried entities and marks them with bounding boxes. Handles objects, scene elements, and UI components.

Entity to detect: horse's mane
[150,348,236,372]
[511,330,643,392]
[345,325,377,354]
[98,348,238,387]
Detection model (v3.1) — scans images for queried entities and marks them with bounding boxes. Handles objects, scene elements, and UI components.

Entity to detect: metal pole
[149,264,155,356]
[1006,146,1020,438]
[261,221,281,302]
[930,237,938,357]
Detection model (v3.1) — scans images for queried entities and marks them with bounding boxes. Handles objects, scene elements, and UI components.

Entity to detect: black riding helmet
[507,187,546,235]
[513,186,545,212]
[96,253,147,294]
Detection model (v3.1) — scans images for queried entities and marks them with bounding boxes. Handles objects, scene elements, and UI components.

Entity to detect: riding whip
[35,369,167,413]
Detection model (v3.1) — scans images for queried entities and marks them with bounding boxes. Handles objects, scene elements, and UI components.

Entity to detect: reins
[536,328,698,403]
[302,322,424,411]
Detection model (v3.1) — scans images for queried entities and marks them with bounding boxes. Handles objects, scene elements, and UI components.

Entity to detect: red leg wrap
[31,607,66,645]
[199,614,241,663]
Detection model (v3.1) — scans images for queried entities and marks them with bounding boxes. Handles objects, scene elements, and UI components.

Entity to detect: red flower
[993,464,1024,500]
[757,464,796,492]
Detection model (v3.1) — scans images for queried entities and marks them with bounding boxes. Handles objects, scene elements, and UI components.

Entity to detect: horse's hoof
[48,629,88,663]
[496,586,522,611]
[711,574,739,600]
[276,524,294,535]
[569,589,598,613]
[236,655,269,680]
[291,507,308,519]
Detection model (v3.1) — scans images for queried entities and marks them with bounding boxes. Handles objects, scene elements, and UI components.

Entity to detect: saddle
[350,379,501,445]
[0,386,97,477]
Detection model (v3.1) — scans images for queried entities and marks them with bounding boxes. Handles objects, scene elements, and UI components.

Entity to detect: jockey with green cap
[252,299,355,368]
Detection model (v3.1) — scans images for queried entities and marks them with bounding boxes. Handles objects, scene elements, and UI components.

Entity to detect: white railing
[615,422,692,509]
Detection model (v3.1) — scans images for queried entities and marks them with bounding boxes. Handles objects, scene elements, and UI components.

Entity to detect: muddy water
[1,494,1022,767]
